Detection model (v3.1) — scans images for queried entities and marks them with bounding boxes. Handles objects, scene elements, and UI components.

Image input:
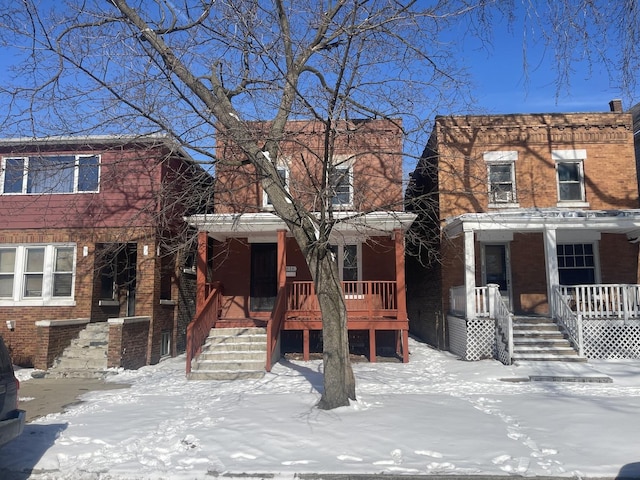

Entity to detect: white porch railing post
[464,229,476,320]
[623,285,630,323]
[487,284,498,318]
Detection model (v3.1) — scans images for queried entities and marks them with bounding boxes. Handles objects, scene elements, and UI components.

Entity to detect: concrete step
[198,350,266,362]
[52,356,108,370]
[192,359,265,372]
[512,353,588,362]
[189,327,268,381]
[188,370,265,381]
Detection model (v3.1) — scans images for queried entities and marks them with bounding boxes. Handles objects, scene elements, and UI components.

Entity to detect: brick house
[185,119,416,379]
[0,135,212,369]
[406,100,640,363]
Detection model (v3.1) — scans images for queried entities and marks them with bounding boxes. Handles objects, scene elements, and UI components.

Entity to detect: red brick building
[185,119,416,378]
[0,135,211,368]
[407,101,640,362]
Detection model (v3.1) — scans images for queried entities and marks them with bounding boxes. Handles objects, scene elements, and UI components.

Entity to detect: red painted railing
[287,281,398,318]
[266,286,288,372]
[186,282,223,375]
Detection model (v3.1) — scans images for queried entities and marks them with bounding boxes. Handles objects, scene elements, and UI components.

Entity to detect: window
[1,154,99,194]
[262,165,289,209]
[0,244,76,304]
[553,150,586,204]
[329,243,361,282]
[558,243,596,285]
[329,156,354,207]
[161,330,171,357]
[0,249,16,298]
[484,151,517,205]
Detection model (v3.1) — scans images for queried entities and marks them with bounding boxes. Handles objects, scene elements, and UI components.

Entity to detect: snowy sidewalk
[2,339,640,479]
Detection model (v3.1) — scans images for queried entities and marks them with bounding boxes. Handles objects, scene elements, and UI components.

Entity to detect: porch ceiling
[186,211,417,241]
[444,208,640,241]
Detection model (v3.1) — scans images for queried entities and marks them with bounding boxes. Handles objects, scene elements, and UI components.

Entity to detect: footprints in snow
[472,396,564,475]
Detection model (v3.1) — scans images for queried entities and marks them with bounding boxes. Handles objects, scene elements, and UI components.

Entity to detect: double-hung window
[0,244,76,305]
[553,150,587,205]
[262,165,289,209]
[557,243,596,285]
[484,151,518,206]
[1,154,100,194]
[329,156,354,208]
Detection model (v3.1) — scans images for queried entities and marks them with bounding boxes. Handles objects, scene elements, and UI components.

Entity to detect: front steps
[511,316,586,363]
[188,327,267,380]
[45,322,111,378]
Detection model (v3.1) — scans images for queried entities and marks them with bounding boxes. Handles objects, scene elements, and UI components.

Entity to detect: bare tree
[0,0,636,409]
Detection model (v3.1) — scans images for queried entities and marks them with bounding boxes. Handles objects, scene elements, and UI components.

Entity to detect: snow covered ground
[3,337,640,479]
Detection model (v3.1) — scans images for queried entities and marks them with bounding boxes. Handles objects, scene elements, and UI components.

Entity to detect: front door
[250,243,277,312]
[483,243,512,309]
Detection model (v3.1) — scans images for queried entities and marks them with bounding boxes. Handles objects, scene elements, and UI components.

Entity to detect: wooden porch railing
[559,284,640,320]
[186,282,223,375]
[287,281,398,318]
[449,285,491,318]
[553,286,584,356]
[266,286,288,372]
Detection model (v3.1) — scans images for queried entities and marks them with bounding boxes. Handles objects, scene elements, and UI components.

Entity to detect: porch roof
[186,211,416,241]
[444,208,640,242]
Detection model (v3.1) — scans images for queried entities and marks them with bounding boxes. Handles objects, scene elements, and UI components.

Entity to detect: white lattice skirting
[582,319,640,359]
[447,315,495,361]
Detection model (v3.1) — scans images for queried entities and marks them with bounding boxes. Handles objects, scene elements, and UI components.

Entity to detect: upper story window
[0,244,76,305]
[553,149,587,206]
[262,165,289,209]
[1,154,100,194]
[484,151,518,206]
[329,155,354,208]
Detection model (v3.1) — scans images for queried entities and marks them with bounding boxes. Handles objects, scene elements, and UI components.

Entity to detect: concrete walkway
[18,377,130,422]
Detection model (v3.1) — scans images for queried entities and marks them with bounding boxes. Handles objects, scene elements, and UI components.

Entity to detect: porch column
[394,229,409,362]
[464,229,476,319]
[543,227,559,317]
[196,231,209,317]
[277,230,287,288]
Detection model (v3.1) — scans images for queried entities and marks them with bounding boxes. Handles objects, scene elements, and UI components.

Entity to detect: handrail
[560,284,640,321]
[490,285,513,365]
[266,285,288,372]
[186,282,223,375]
[553,286,584,356]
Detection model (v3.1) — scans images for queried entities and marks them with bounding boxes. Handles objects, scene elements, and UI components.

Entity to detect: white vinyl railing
[449,285,491,317]
[553,286,584,356]
[558,284,640,321]
[490,284,514,365]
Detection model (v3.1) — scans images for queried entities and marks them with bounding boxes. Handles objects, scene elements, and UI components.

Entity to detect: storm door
[482,243,512,309]
[250,243,277,312]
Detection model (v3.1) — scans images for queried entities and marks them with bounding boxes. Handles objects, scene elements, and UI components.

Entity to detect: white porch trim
[186,211,416,241]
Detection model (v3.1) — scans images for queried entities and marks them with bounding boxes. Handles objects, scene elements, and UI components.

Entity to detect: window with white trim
[262,165,289,209]
[557,243,596,285]
[553,150,587,204]
[329,156,354,207]
[1,154,100,194]
[484,151,518,206]
[0,244,76,304]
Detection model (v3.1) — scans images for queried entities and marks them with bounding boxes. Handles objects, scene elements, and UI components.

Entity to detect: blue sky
[457,13,639,115]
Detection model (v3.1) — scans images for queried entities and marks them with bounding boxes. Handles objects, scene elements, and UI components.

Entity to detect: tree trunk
[311,248,356,410]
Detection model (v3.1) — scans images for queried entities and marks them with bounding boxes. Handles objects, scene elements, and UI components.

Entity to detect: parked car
[0,335,25,447]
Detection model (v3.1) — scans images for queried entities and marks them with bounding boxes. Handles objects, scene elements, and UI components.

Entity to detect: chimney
[609,99,623,113]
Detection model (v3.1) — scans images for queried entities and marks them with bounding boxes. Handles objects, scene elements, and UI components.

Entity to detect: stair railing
[186,282,223,375]
[488,284,513,365]
[266,285,288,372]
[553,286,584,356]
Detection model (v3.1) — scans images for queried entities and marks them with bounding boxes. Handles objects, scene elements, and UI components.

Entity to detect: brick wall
[34,318,90,370]
[107,317,151,370]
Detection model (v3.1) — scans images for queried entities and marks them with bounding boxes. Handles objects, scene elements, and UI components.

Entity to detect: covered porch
[185,211,416,373]
[444,209,640,362]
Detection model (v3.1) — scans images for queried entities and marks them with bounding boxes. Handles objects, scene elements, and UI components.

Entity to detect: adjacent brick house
[407,101,640,362]
[0,135,212,368]
[185,119,416,377]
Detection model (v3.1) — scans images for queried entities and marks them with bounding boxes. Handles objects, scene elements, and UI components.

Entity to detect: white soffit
[186,211,416,241]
